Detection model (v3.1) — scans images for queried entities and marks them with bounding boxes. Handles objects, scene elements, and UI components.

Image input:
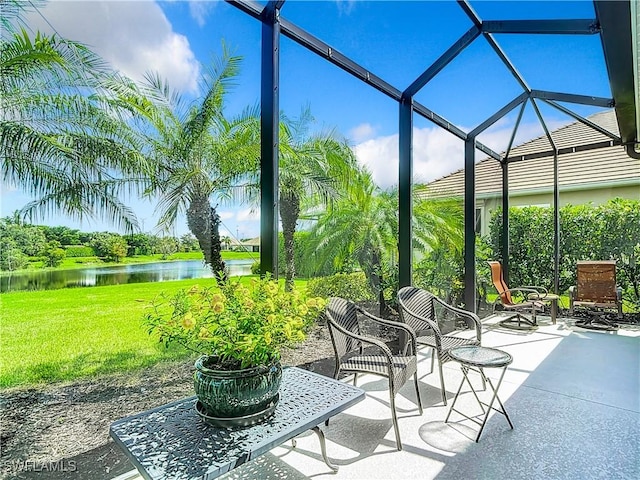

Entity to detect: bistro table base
[445,346,514,442]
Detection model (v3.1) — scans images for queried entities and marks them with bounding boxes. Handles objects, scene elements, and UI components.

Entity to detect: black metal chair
[397,286,482,405]
[324,297,423,451]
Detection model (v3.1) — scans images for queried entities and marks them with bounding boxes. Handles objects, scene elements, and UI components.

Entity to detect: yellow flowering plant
[144,276,326,369]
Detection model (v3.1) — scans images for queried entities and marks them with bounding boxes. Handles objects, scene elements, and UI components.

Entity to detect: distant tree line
[0,215,200,271]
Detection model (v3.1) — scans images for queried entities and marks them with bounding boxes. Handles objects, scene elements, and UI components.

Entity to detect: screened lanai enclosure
[228,0,639,312]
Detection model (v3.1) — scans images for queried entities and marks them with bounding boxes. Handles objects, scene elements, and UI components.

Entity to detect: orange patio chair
[488,261,547,330]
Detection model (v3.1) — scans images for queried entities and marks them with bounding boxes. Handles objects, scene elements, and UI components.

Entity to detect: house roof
[422,110,640,199]
[241,237,261,247]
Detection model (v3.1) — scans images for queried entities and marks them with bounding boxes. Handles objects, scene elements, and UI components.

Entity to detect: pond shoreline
[0,251,257,276]
[0,256,257,293]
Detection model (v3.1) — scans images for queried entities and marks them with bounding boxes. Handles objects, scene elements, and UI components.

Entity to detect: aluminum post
[399,96,413,287]
[553,151,560,294]
[464,137,476,312]
[259,2,281,276]
[501,162,510,283]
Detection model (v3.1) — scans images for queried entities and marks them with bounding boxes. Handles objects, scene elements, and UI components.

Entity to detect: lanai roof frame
[226,0,638,312]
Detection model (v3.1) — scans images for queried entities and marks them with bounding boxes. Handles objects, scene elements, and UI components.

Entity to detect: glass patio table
[528,292,561,324]
[110,367,365,480]
[445,345,514,442]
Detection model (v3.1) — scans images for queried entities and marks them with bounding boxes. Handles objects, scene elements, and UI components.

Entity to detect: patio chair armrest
[433,298,482,341]
[522,286,548,297]
[506,287,544,298]
[328,318,396,361]
[568,286,576,311]
[357,307,419,355]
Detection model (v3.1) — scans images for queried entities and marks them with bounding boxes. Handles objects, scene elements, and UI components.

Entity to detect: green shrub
[43,243,66,267]
[64,245,95,257]
[251,261,260,275]
[307,272,375,302]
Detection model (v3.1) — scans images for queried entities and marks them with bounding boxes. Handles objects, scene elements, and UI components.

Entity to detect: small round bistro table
[445,345,514,442]
[528,292,561,324]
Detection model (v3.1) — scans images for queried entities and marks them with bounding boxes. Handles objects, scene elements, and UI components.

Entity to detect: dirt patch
[0,324,335,480]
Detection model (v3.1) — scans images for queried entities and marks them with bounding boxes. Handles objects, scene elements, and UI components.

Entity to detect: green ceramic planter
[193,356,282,421]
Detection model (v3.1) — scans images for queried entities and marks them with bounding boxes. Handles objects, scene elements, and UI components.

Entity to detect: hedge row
[307,272,375,303]
[64,245,95,257]
[487,198,640,307]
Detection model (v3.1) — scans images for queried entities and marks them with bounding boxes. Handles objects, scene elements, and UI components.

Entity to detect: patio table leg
[474,367,513,442]
[312,426,339,472]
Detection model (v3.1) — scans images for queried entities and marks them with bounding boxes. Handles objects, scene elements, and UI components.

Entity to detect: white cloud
[353,119,540,189]
[353,133,399,188]
[335,0,357,16]
[188,0,217,27]
[218,211,235,221]
[348,123,378,143]
[237,208,259,222]
[27,0,200,93]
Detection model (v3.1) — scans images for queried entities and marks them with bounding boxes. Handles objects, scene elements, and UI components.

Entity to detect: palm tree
[1,4,144,231]
[221,236,232,251]
[121,49,259,278]
[307,169,464,314]
[277,109,358,291]
[306,169,394,311]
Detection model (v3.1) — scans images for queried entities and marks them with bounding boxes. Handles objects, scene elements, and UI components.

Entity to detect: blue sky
[1,0,611,239]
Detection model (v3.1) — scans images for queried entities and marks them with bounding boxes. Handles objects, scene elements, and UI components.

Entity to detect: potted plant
[144,276,325,426]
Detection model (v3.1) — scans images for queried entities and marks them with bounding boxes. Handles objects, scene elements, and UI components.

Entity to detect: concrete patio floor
[119,315,639,480]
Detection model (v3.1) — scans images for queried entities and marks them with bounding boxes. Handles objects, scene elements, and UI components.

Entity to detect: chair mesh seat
[341,355,417,395]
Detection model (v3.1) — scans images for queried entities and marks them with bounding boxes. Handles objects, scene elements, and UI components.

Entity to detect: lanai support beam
[541,98,620,140]
[481,19,600,35]
[469,92,528,138]
[501,162,510,283]
[464,92,529,296]
[464,137,476,312]
[227,1,502,160]
[530,98,560,294]
[530,89,613,108]
[259,1,283,277]
[501,99,528,283]
[398,96,413,288]
[404,25,481,98]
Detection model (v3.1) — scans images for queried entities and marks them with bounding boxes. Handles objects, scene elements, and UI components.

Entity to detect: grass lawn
[0,276,307,389]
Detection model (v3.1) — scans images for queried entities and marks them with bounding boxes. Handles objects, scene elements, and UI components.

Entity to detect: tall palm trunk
[279,192,300,292]
[187,197,226,281]
[359,246,387,316]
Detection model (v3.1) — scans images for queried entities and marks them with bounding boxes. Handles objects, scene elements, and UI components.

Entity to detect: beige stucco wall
[476,183,640,237]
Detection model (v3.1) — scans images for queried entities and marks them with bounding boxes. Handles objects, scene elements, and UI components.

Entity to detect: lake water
[0,259,254,293]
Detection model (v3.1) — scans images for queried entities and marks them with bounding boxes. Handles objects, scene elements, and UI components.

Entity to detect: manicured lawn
[0,276,307,389]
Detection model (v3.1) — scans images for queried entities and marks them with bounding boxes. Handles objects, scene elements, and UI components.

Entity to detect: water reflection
[0,259,254,293]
